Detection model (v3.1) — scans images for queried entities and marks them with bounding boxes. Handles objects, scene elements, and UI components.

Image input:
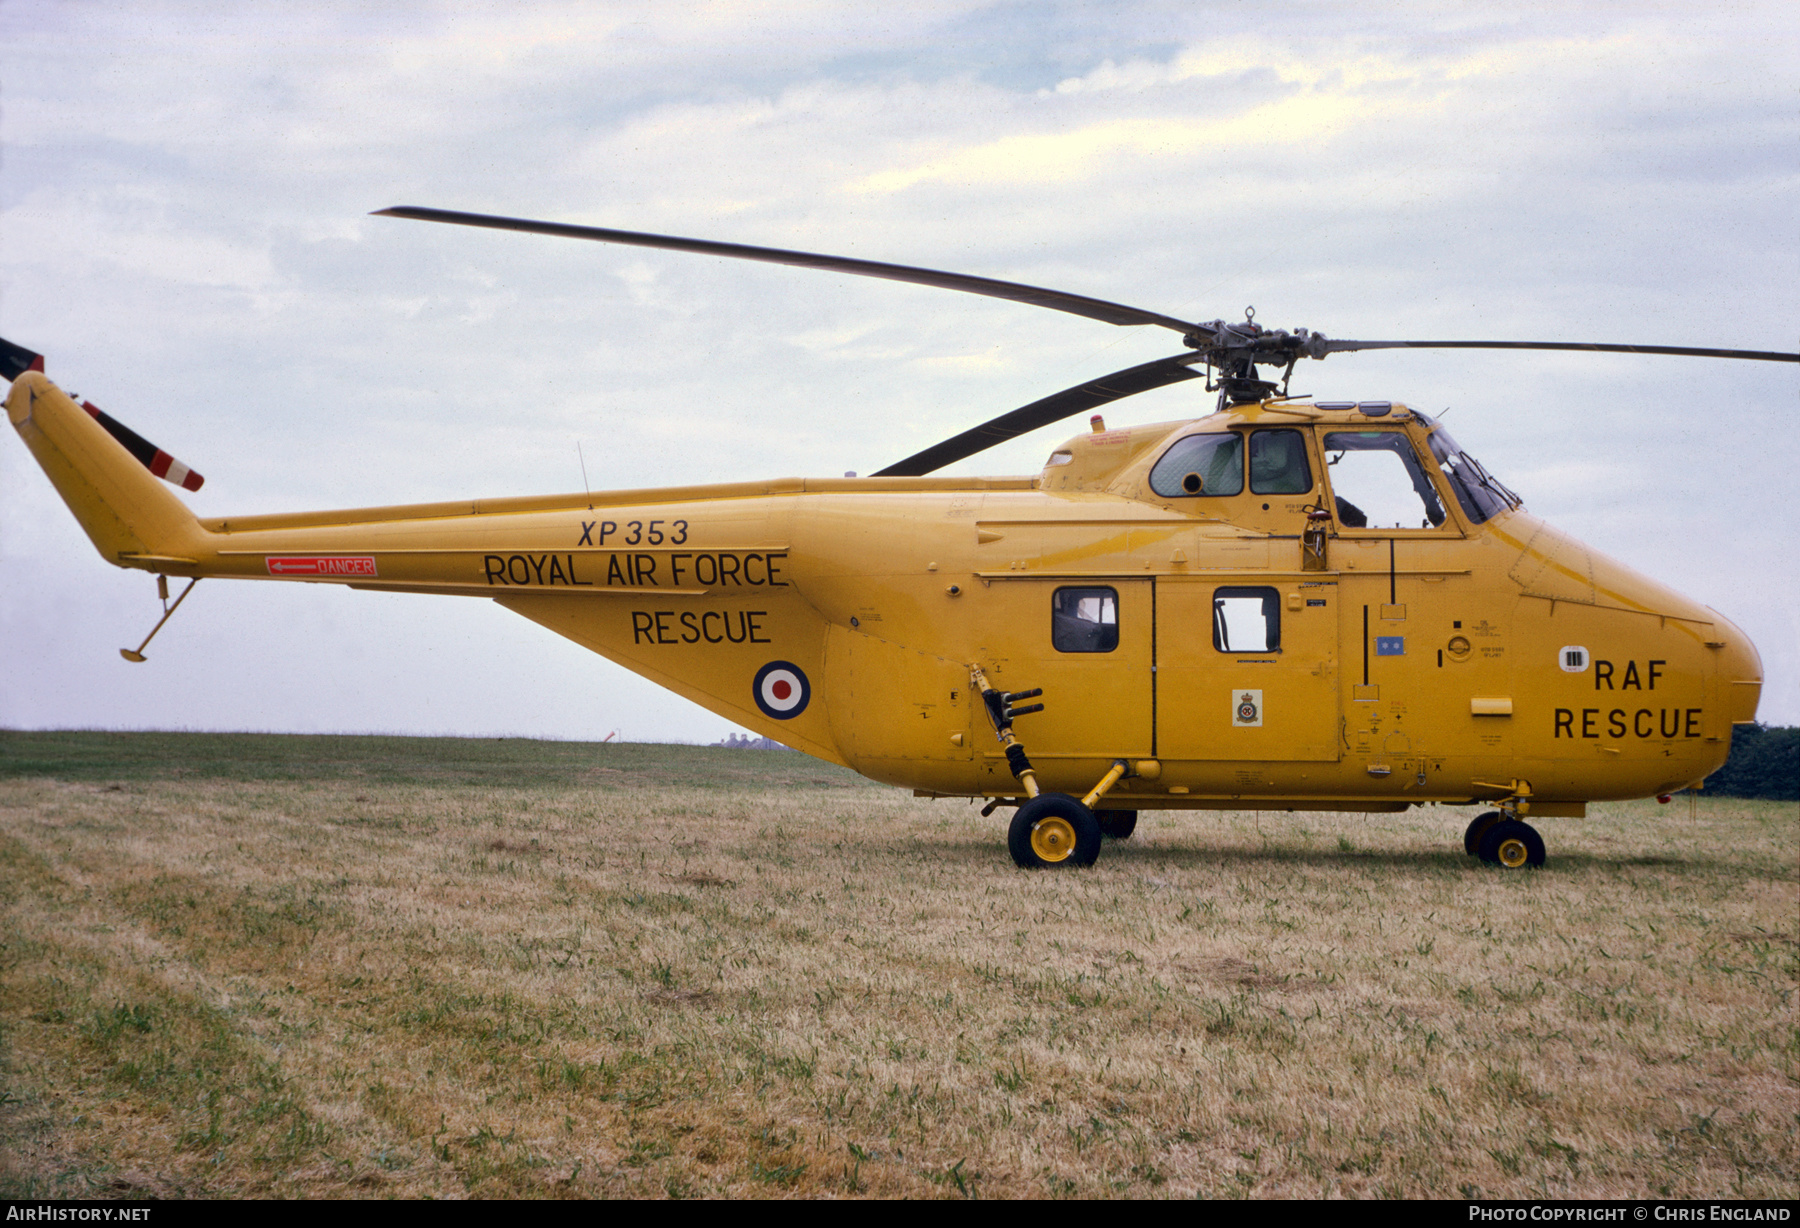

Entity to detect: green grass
[0,729,859,789]
[0,731,1793,1198]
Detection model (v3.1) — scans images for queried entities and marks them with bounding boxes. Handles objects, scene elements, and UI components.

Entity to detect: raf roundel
[753,661,811,720]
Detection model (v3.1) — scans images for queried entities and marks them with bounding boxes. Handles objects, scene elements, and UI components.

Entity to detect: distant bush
[1705,724,1798,800]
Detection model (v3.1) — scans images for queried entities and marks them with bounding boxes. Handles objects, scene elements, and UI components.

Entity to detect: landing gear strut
[971,665,1139,869]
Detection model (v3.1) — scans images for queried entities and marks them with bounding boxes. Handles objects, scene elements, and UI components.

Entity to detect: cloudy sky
[2,1,1794,744]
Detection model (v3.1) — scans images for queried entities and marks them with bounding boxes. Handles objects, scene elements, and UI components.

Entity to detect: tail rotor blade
[0,337,45,381]
[81,400,205,492]
[3,337,204,490]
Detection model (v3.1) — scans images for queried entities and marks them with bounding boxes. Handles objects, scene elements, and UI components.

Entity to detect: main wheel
[1476,819,1546,869]
[1463,810,1503,856]
[1007,794,1103,868]
[1096,809,1138,840]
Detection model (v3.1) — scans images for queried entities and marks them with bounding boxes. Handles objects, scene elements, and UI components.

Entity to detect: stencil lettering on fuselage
[631,610,772,646]
[479,550,789,588]
[1554,707,1702,739]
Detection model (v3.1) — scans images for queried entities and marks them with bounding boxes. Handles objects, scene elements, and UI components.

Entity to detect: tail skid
[119,575,201,662]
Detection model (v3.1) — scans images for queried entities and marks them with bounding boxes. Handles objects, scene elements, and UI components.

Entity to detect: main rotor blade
[374,206,1199,335]
[874,352,1205,477]
[1317,339,1800,363]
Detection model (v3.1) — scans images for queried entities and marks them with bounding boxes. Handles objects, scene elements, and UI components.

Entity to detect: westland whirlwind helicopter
[5,207,1790,869]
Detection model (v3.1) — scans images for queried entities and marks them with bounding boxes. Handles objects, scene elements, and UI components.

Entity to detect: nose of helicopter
[1709,608,1764,726]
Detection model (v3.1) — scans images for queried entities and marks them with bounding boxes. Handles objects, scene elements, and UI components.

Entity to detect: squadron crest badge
[1232,689,1264,728]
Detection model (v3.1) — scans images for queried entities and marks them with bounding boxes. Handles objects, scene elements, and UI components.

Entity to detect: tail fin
[6,357,207,568]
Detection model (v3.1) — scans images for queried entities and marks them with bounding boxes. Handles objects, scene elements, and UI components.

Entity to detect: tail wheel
[1097,809,1138,840]
[1463,810,1504,856]
[1477,819,1546,869]
[1008,794,1103,868]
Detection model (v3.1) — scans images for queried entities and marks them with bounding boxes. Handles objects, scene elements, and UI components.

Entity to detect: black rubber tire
[1477,819,1546,869]
[1463,810,1504,857]
[1007,793,1103,868]
[1096,809,1138,840]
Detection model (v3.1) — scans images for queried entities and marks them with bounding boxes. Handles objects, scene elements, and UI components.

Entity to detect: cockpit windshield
[1412,412,1521,524]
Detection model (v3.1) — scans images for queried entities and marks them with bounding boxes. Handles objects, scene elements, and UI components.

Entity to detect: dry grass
[0,733,1794,1199]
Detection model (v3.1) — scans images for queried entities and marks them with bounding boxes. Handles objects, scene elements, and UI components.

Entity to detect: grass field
[1,731,1794,1199]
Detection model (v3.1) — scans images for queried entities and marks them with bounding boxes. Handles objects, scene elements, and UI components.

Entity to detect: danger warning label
[265,556,378,577]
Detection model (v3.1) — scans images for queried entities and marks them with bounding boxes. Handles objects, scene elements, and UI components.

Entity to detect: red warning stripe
[147,450,203,491]
[265,556,379,577]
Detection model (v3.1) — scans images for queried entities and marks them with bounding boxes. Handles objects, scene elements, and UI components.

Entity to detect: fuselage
[8,371,1763,812]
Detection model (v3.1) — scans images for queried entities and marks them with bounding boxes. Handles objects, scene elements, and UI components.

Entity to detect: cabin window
[1213,586,1280,653]
[1052,586,1119,653]
[1249,429,1313,494]
[1149,432,1243,497]
[1321,431,1447,529]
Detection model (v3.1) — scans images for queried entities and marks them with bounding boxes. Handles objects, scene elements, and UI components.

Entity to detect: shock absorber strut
[969,664,1044,798]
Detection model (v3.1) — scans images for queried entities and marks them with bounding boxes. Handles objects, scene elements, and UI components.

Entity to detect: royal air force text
[482,550,787,590]
[478,534,788,650]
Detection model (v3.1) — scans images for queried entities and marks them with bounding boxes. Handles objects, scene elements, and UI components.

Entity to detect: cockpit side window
[1149,433,1243,497]
[1417,417,1521,524]
[1322,431,1447,529]
[1249,429,1313,495]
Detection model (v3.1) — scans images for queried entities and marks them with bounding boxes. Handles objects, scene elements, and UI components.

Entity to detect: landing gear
[968,665,1126,869]
[1008,794,1103,868]
[1097,809,1138,840]
[1463,780,1547,868]
[1477,819,1546,869]
[1463,811,1503,856]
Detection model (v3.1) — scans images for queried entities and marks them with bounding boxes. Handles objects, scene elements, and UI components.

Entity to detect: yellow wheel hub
[1496,837,1529,868]
[1030,817,1077,863]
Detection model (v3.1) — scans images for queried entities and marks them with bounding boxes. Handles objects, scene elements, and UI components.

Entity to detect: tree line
[1704,724,1798,800]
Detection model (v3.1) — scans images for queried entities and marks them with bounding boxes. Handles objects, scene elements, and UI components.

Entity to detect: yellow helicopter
[5,207,1791,870]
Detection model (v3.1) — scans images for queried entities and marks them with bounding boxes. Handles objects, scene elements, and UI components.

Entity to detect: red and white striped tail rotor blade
[80,400,206,492]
